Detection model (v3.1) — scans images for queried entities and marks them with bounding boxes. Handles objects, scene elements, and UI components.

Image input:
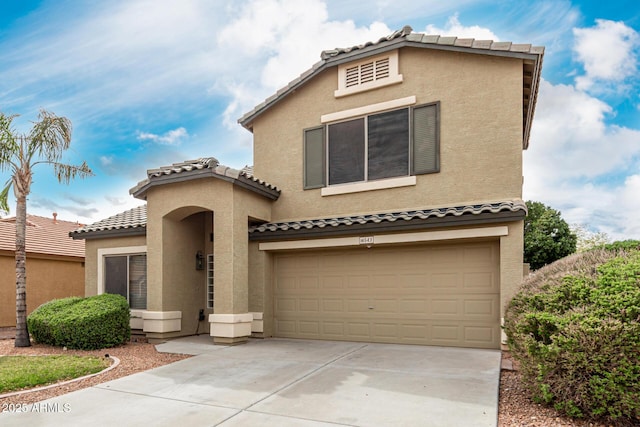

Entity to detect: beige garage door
[273,241,501,349]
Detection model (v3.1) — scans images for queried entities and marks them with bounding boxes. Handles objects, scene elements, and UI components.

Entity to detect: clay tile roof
[0,214,85,258]
[145,157,220,178]
[317,24,541,62]
[249,200,527,238]
[238,25,544,149]
[70,205,147,239]
[319,25,414,59]
[241,165,254,177]
[129,158,279,200]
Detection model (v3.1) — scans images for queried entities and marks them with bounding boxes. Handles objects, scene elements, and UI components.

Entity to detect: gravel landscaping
[0,337,611,426]
[498,356,610,426]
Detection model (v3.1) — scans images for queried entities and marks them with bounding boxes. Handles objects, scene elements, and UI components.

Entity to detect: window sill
[321,176,416,196]
[334,74,403,98]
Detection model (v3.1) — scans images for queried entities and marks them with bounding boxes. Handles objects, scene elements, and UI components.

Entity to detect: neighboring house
[0,214,85,327]
[71,26,544,349]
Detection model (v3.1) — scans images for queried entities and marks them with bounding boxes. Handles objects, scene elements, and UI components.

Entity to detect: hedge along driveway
[28,294,130,350]
[504,246,640,424]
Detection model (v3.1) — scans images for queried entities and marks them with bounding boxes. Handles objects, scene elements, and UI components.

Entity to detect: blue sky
[0,0,638,240]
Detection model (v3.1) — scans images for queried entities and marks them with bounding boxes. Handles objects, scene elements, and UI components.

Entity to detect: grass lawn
[0,355,111,393]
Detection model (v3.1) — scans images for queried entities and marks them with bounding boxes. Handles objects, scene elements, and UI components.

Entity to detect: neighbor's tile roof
[238,25,544,149]
[249,200,527,235]
[0,214,85,258]
[70,204,147,238]
[129,158,279,200]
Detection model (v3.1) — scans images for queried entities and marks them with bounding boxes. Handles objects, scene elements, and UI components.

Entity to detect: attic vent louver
[335,51,402,97]
[345,57,390,88]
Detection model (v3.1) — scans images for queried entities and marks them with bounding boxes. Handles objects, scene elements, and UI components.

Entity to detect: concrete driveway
[1,337,501,426]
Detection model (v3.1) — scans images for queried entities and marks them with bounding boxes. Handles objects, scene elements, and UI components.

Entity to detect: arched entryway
[156,206,214,337]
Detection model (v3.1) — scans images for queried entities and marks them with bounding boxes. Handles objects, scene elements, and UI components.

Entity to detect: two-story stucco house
[72,26,543,349]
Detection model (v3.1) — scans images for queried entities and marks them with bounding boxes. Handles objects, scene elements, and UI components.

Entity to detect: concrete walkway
[1,336,501,426]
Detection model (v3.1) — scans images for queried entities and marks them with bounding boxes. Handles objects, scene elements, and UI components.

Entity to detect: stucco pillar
[209,206,252,344]
[500,220,524,344]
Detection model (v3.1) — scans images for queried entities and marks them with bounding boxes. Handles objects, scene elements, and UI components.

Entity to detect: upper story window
[334,50,403,98]
[328,108,408,184]
[304,98,439,193]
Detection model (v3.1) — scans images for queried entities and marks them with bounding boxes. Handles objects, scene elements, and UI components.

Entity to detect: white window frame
[97,245,147,297]
[320,96,417,196]
[321,175,416,196]
[321,96,416,124]
[334,50,403,98]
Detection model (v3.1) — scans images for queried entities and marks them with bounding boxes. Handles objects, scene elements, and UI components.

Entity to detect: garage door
[273,241,500,349]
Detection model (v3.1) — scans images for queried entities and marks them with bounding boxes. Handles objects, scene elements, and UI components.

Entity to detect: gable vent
[335,50,402,97]
[345,57,390,88]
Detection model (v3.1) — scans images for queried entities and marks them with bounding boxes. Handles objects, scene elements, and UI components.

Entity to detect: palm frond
[0,113,19,172]
[52,161,94,184]
[28,109,72,162]
[0,180,12,214]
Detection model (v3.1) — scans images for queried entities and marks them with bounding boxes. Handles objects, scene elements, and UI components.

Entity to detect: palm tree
[0,110,93,347]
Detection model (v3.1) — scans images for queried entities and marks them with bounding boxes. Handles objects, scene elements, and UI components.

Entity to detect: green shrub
[601,239,640,252]
[28,294,130,350]
[504,248,640,425]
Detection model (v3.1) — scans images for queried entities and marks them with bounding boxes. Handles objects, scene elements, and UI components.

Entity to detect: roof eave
[70,226,147,240]
[238,39,544,134]
[130,167,280,201]
[249,210,525,241]
[523,52,544,150]
[130,168,219,200]
[235,176,281,200]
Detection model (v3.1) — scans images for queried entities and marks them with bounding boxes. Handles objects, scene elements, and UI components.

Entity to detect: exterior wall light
[196,251,204,270]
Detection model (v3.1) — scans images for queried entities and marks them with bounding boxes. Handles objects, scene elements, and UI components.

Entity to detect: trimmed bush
[504,248,640,425]
[28,294,130,350]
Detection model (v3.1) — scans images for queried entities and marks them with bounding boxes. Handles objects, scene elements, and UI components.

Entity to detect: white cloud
[0,0,225,120]
[99,156,113,167]
[105,196,130,206]
[573,19,639,91]
[215,0,392,128]
[136,127,188,145]
[29,196,100,220]
[525,80,630,179]
[619,175,640,235]
[425,13,499,40]
[524,79,640,240]
[523,18,640,240]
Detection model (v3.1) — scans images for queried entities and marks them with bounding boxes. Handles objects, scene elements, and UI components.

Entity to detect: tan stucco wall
[500,220,525,316]
[158,211,208,336]
[0,252,84,327]
[84,235,147,297]
[252,47,524,221]
[248,241,274,336]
